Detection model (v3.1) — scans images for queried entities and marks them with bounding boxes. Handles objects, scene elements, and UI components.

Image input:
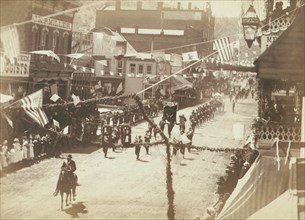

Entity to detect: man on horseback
[53,154,77,197]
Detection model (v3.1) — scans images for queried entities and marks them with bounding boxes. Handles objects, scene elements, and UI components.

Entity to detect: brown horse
[57,169,77,210]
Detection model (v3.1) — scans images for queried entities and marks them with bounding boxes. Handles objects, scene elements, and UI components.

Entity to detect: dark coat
[62,160,76,173]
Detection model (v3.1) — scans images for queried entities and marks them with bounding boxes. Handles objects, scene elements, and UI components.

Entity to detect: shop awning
[170,75,193,91]
[255,7,305,81]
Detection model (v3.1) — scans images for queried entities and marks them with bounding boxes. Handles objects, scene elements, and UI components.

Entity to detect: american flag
[20,89,49,127]
[213,37,233,62]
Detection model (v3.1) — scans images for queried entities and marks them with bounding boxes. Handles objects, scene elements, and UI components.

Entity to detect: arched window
[52,29,60,62]
[63,31,70,62]
[52,29,59,52]
[40,27,49,49]
[31,25,39,61]
[40,27,49,62]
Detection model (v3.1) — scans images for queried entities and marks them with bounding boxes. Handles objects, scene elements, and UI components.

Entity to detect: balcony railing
[258,123,301,143]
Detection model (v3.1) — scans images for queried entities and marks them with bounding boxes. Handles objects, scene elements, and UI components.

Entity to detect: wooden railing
[258,123,301,143]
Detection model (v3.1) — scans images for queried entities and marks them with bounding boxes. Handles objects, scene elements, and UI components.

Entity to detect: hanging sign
[32,14,72,31]
[0,52,30,77]
[261,32,280,53]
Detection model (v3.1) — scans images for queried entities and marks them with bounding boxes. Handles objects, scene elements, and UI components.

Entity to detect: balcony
[257,122,301,148]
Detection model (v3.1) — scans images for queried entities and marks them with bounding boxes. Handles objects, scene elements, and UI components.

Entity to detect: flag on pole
[53,119,60,128]
[213,37,233,62]
[30,50,60,62]
[50,84,58,96]
[116,82,123,94]
[50,94,60,102]
[20,89,49,126]
[182,51,199,62]
[71,93,80,106]
[0,25,20,63]
[63,126,69,134]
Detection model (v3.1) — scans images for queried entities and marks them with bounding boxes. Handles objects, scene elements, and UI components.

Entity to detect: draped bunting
[30,50,60,62]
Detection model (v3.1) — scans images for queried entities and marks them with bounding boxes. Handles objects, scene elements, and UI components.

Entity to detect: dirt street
[0,96,257,219]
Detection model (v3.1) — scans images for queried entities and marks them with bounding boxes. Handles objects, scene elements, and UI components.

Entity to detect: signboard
[170,54,182,67]
[0,53,30,77]
[93,32,117,59]
[261,33,280,53]
[32,14,72,31]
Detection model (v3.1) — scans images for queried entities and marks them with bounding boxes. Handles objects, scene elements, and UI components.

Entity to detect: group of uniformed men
[189,99,223,132]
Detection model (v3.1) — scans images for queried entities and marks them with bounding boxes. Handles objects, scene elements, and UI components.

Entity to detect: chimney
[188,2,192,10]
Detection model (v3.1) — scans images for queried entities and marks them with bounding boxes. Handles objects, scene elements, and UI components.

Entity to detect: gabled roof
[255,6,305,81]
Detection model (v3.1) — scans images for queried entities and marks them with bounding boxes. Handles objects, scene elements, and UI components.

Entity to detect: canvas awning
[217,156,290,220]
[170,75,193,91]
[255,6,305,81]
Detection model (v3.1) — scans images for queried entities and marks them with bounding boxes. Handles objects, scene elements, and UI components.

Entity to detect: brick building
[92,1,215,100]
[0,0,79,137]
[0,0,79,100]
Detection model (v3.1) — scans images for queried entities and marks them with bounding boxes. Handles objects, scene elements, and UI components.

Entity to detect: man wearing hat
[54,154,77,196]
[177,114,187,133]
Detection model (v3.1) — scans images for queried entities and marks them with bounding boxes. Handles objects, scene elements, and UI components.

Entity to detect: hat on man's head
[13,138,19,142]
[67,154,72,159]
[3,140,8,145]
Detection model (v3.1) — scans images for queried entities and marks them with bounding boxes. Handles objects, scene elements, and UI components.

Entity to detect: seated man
[54,154,77,196]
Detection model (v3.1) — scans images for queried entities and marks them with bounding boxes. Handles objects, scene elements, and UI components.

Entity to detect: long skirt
[28,145,34,159]
[0,154,8,167]
[22,147,28,160]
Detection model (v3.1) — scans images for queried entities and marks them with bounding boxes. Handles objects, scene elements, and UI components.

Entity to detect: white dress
[8,149,17,164]
[13,143,22,162]
[28,142,34,159]
[22,141,28,160]
[0,146,8,168]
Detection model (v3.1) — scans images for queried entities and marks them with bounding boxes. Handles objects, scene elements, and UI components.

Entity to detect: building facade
[95,1,214,55]
[0,0,79,101]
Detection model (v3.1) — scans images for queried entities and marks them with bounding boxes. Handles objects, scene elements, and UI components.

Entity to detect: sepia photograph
[0,0,304,219]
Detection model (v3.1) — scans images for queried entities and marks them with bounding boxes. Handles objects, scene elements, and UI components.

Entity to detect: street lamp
[242,5,260,48]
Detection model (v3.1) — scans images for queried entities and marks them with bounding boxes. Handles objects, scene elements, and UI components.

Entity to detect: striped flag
[20,89,49,127]
[213,37,233,62]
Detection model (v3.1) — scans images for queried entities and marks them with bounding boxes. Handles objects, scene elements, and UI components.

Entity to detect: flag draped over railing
[20,89,49,126]
[213,37,233,62]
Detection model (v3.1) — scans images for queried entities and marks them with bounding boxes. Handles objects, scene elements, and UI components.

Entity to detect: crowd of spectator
[202,147,259,219]
[0,131,66,175]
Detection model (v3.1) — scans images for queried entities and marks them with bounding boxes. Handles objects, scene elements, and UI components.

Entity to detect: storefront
[254,6,304,145]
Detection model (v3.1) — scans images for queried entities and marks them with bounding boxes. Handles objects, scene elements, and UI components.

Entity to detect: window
[146,65,152,74]
[120,1,137,10]
[117,60,123,74]
[52,29,59,52]
[52,29,60,62]
[138,64,144,74]
[40,27,49,49]
[31,25,39,61]
[63,32,69,62]
[39,27,49,61]
[130,63,136,74]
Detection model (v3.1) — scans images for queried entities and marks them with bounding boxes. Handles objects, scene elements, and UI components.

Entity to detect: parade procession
[0,0,304,219]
